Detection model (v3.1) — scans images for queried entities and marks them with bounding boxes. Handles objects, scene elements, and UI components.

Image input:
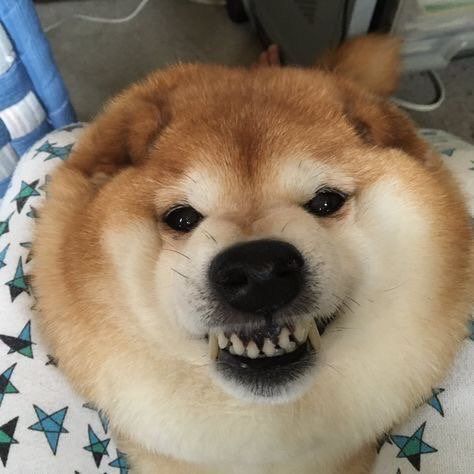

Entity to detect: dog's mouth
[207,316,335,399]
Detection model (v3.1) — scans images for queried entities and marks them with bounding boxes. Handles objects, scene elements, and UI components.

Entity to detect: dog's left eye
[164,206,203,232]
[305,189,347,217]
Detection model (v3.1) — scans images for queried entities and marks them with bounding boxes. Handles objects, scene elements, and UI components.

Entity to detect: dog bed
[0,126,471,473]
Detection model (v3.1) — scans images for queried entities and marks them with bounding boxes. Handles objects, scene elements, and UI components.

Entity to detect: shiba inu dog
[33,35,472,473]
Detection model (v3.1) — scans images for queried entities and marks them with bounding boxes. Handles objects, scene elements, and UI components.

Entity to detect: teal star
[39,175,52,194]
[390,422,437,471]
[0,417,18,466]
[29,405,69,454]
[45,354,58,367]
[5,257,30,301]
[84,425,110,467]
[26,206,39,219]
[60,123,84,132]
[426,388,445,416]
[83,402,110,433]
[0,320,35,358]
[11,180,40,213]
[0,213,13,238]
[0,363,19,407]
[109,449,130,473]
[0,244,9,269]
[34,141,73,161]
[20,242,33,264]
[440,148,455,157]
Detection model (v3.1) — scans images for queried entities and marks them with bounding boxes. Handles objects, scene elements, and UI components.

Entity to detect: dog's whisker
[171,268,190,280]
[281,221,291,233]
[162,248,191,260]
[202,230,218,244]
[346,296,361,306]
[322,362,344,377]
[381,283,404,292]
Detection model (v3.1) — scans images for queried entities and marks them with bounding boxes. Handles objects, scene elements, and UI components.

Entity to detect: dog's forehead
[148,68,371,213]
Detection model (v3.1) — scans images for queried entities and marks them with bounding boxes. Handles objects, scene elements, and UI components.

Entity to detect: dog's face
[36,36,472,468]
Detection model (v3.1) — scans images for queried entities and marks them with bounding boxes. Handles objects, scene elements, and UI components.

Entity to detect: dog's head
[40,35,472,465]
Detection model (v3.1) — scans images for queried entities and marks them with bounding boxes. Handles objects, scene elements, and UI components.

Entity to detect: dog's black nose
[209,239,305,314]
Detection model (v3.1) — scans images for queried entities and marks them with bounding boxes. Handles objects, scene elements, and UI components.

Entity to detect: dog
[32,35,473,473]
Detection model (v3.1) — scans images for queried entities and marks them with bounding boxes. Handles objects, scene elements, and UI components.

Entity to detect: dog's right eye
[164,206,203,232]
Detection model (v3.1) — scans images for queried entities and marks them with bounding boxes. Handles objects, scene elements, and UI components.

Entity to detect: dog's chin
[207,315,337,403]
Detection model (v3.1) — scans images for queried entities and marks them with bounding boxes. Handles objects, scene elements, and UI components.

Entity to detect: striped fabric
[0,0,76,199]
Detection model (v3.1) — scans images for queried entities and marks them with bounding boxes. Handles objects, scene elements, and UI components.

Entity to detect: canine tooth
[230,334,245,355]
[278,327,291,349]
[262,338,276,356]
[287,341,297,352]
[308,319,321,351]
[209,333,219,360]
[294,322,308,343]
[217,332,228,349]
[246,341,259,359]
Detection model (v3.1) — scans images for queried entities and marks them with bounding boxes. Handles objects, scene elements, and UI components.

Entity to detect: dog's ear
[64,66,197,178]
[318,35,438,165]
[316,34,402,97]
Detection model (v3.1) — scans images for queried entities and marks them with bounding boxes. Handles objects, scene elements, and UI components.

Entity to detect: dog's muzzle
[206,239,322,398]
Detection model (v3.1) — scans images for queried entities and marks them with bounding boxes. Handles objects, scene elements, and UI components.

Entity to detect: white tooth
[230,334,245,355]
[287,341,297,352]
[294,322,308,343]
[308,319,321,351]
[274,348,285,356]
[217,332,228,349]
[262,338,276,356]
[209,332,218,360]
[278,327,291,349]
[246,341,259,359]
[229,346,236,355]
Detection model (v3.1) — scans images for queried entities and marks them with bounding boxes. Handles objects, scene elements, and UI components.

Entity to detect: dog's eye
[164,206,203,232]
[305,189,347,217]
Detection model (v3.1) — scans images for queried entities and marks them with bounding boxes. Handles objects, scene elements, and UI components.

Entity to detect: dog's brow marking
[162,248,191,260]
[171,268,190,280]
[202,230,218,244]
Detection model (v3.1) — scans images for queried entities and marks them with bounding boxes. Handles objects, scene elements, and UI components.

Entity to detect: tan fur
[32,36,472,473]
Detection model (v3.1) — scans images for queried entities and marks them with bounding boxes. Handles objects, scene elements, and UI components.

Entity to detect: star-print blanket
[0,125,472,473]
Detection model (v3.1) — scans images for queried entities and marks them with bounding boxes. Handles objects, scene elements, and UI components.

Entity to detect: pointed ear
[316,34,402,97]
[63,65,203,178]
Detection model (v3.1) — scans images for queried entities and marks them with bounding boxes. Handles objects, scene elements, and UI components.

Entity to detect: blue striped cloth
[0,0,76,198]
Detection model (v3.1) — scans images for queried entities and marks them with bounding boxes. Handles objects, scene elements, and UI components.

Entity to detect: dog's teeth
[274,347,285,356]
[229,345,236,355]
[217,332,228,349]
[308,319,321,351]
[287,341,297,352]
[209,332,219,360]
[246,341,259,359]
[278,327,291,349]
[230,334,245,355]
[262,338,276,356]
[294,322,308,343]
